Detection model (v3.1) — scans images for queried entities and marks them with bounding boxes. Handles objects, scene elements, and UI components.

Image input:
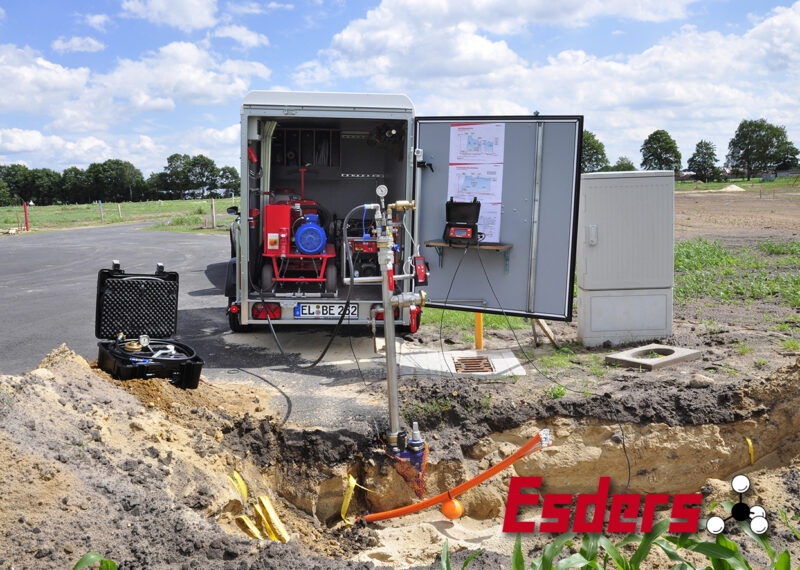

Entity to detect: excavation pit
[1,345,799,569]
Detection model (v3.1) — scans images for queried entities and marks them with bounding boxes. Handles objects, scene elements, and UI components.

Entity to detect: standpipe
[359,429,552,523]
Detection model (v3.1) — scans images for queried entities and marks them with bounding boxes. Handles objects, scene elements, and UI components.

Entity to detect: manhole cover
[453,356,494,373]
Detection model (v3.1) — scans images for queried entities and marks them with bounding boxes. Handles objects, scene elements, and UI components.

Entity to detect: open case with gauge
[95,261,203,389]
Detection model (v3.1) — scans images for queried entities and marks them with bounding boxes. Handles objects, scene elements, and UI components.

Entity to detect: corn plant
[73,552,117,570]
[439,514,794,570]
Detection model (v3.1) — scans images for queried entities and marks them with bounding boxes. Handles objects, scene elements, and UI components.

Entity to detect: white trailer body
[226,91,583,330]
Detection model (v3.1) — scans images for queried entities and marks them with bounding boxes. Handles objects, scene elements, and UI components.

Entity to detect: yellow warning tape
[227,470,248,506]
[228,472,291,543]
[746,437,754,465]
[341,475,376,525]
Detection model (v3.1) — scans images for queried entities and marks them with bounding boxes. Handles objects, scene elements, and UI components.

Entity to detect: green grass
[759,240,800,255]
[544,384,566,399]
[734,341,753,355]
[0,197,239,231]
[675,175,800,191]
[781,338,800,352]
[674,238,800,307]
[401,398,453,424]
[425,308,528,331]
[674,238,739,271]
[536,346,576,374]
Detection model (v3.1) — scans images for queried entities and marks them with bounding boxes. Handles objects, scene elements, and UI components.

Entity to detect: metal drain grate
[453,356,494,373]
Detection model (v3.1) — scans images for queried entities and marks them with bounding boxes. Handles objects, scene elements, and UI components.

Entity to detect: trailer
[225,91,583,337]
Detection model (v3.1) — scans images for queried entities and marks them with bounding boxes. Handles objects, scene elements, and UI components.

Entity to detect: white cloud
[198,123,239,145]
[52,36,106,53]
[0,44,90,114]
[97,42,270,108]
[0,41,270,136]
[122,0,218,32]
[213,24,269,48]
[295,0,800,166]
[0,7,6,20]
[0,128,112,163]
[84,13,110,32]
[226,1,293,14]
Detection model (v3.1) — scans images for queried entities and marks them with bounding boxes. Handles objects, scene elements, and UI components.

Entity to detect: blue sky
[1,1,798,174]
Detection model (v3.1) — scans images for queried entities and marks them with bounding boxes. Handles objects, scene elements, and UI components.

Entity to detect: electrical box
[577,171,674,346]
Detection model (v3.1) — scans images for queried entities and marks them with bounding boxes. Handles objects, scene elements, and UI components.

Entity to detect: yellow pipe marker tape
[228,471,290,542]
[746,437,754,465]
[341,474,376,525]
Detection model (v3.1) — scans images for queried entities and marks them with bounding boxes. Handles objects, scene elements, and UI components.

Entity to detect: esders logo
[502,477,702,533]
[706,475,769,536]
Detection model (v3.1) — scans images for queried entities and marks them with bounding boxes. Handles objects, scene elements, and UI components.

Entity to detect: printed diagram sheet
[447,123,505,242]
[449,123,505,164]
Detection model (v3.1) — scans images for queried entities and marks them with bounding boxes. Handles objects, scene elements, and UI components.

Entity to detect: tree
[0,179,16,207]
[607,156,636,171]
[217,166,240,196]
[85,160,146,203]
[28,168,62,205]
[581,131,609,173]
[164,153,192,199]
[61,167,90,204]
[687,140,718,182]
[2,164,33,204]
[188,154,219,198]
[726,118,800,179]
[640,130,681,172]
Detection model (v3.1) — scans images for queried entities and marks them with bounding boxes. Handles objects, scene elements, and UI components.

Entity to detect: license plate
[295,303,358,319]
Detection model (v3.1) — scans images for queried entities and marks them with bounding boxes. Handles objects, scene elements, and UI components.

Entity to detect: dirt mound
[0,346,381,569]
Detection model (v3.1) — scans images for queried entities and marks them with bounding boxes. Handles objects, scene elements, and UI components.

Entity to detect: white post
[211,198,217,229]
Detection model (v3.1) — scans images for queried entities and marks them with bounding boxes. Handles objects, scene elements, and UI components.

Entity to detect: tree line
[0,153,240,207]
[582,118,800,182]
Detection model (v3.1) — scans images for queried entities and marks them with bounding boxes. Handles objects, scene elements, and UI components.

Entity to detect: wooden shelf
[423,240,513,272]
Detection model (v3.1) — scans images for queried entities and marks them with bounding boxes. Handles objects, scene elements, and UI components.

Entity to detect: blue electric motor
[294,214,327,254]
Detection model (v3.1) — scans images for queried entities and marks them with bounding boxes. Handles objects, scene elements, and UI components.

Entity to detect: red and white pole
[23,201,29,232]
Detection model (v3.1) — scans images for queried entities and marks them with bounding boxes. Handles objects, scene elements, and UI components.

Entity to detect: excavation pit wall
[1,346,798,569]
[227,357,800,527]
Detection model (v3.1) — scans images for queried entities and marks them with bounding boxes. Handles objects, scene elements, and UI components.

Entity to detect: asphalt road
[0,224,388,429]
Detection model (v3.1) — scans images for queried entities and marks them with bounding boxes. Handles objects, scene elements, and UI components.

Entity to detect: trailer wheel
[324,263,337,293]
[228,300,253,333]
[261,260,274,291]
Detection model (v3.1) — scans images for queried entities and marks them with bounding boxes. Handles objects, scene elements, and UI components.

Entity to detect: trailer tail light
[252,302,281,320]
[229,303,240,314]
[372,304,399,320]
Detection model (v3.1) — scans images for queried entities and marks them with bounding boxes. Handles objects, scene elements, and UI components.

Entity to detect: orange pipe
[360,429,551,523]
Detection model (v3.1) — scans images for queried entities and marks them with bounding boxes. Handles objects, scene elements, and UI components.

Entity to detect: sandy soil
[1,192,800,569]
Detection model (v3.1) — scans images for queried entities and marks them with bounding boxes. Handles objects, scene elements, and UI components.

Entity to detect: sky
[1,0,799,175]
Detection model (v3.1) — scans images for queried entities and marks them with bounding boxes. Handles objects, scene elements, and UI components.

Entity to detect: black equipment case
[443,197,481,246]
[95,261,203,389]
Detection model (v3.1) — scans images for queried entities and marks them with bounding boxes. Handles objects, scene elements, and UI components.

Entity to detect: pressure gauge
[138,334,151,349]
[376,185,388,198]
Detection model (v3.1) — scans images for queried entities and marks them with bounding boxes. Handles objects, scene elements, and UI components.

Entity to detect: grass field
[0,197,240,231]
[674,176,800,191]
[674,237,800,307]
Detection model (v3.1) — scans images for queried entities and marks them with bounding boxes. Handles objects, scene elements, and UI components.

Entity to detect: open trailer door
[414,116,582,320]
